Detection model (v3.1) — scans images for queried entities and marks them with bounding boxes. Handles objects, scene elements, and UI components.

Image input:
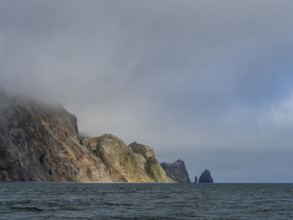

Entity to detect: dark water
[0,183,293,219]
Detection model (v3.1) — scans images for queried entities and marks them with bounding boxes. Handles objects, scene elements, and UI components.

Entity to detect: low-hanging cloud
[1,0,293,182]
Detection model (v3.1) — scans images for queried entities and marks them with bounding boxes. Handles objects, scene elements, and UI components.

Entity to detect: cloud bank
[1,0,293,182]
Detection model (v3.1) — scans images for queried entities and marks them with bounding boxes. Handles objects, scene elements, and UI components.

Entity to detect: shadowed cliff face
[0,97,112,182]
[0,93,170,182]
[199,169,213,183]
[161,159,191,183]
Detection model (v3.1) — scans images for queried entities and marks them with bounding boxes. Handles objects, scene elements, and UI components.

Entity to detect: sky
[1,0,293,183]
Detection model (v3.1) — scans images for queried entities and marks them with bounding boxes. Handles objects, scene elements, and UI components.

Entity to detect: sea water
[0,183,292,219]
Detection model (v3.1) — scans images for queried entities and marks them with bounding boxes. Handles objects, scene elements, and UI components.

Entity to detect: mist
[1,0,293,182]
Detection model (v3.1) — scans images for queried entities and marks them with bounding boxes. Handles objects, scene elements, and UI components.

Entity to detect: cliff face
[0,97,112,182]
[129,142,169,183]
[161,159,190,183]
[81,135,152,182]
[0,94,170,182]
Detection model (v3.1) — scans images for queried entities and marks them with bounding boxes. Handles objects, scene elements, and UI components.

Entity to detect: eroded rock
[161,159,190,183]
[199,169,213,183]
[129,142,169,183]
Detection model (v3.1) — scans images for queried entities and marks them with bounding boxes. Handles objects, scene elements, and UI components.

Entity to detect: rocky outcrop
[129,142,155,159]
[194,176,198,183]
[80,135,167,182]
[0,93,170,183]
[161,159,190,183]
[199,169,213,183]
[129,142,169,183]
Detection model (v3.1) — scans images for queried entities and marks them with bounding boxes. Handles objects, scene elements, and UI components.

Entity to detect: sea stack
[160,159,191,183]
[194,176,198,183]
[199,169,213,183]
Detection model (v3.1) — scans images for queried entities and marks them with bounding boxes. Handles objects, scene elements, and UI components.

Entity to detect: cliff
[0,97,112,182]
[129,142,169,182]
[161,159,191,183]
[0,93,170,182]
[80,135,162,182]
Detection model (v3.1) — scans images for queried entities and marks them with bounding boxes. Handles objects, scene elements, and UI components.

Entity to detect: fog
[1,0,293,182]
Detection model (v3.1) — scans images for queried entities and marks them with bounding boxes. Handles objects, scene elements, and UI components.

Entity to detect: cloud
[1,0,293,182]
[265,94,293,125]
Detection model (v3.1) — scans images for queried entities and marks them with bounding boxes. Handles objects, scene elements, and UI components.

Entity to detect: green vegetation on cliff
[129,142,169,183]
[0,92,171,183]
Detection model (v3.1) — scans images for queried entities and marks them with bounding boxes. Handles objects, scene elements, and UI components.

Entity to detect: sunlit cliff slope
[0,91,171,182]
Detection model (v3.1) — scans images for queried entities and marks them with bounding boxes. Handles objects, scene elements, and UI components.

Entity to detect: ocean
[0,183,292,219]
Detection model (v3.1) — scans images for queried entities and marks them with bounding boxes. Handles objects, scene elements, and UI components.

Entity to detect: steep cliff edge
[129,142,169,182]
[81,135,154,182]
[0,93,170,182]
[0,97,111,182]
[161,159,191,183]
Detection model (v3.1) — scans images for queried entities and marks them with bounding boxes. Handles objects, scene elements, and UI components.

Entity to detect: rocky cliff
[161,159,190,183]
[80,136,170,182]
[129,142,169,182]
[0,92,170,182]
[198,169,213,183]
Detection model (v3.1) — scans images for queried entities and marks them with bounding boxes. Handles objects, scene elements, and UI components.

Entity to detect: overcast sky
[1,0,293,182]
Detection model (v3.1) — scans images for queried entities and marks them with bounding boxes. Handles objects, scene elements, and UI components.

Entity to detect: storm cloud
[1,0,293,182]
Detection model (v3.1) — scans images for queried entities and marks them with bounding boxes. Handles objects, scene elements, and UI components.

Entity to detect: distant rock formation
[161,159,190,183]
[194,176,198,183]
[199,169,213,183]
[0,92,171,183]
